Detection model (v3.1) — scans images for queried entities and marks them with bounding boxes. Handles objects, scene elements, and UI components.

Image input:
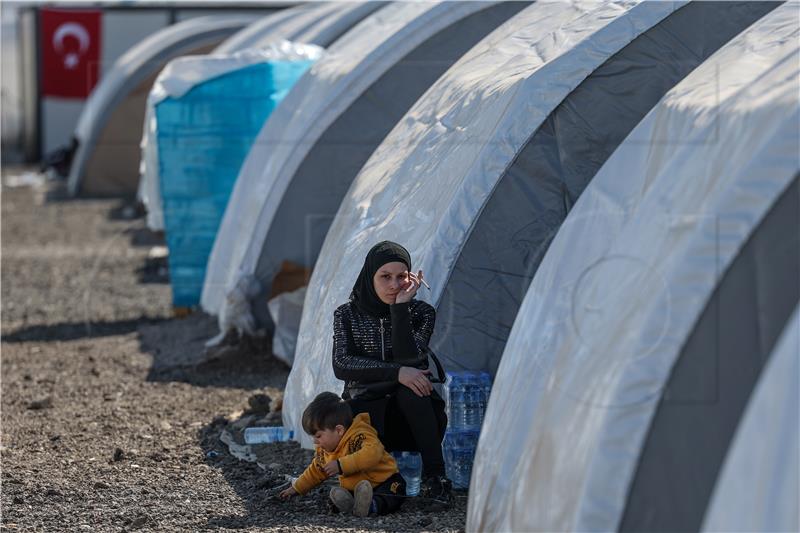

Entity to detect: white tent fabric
[467,4,800,531]
[286,2,385,50]
[702,305,799,533]
[66,15,254,197]
[216,2,384,56]
[139,42,324,231]
[281,0,684,449]
[201,0,513,317]
[213,3,332,54]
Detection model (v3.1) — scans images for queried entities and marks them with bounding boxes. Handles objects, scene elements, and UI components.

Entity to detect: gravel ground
[1,176,468,532]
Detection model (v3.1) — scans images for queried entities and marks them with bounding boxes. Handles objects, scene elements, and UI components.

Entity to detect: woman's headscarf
[350,241,411,317]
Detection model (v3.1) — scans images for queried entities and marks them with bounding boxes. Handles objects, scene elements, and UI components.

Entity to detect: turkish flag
[40,8,102,99]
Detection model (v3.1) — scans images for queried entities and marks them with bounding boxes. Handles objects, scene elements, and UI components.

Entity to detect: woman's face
[372,261,409,305]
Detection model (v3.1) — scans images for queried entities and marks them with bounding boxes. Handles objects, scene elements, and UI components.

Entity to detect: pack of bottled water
[443,429,480,489]
[442,371,492,489]
[444,370,492,431]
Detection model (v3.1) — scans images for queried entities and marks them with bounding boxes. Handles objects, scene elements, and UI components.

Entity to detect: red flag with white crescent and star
[40,8,102,99]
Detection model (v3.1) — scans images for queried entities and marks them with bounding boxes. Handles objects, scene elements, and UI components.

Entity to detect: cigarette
[420,278,431,290]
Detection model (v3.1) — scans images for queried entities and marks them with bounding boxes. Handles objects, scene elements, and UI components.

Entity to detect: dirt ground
[0,176,467,532]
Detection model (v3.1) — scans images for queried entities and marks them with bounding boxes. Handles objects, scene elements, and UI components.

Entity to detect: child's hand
[322,460,340,478]
[279,486,298,500]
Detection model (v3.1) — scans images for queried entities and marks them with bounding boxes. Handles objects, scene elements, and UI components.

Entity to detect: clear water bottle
[447,371,490,431]
[463,374,485,429]
[443,429,480,489]
[392,451,421,496]
[445,373,467,429]
[243,426,295,444]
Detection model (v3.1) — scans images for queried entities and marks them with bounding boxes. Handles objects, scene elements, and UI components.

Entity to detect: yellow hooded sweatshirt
[293,413,398,494]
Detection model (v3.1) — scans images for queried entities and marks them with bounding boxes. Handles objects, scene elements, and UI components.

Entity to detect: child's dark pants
[372,472,406,515]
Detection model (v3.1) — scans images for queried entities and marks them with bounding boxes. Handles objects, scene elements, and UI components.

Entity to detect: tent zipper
[379,317,385,361]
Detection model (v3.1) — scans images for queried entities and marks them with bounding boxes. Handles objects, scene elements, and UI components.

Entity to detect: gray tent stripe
[620,174,799,532]
[431,1,781,375]
[250,2,530,324]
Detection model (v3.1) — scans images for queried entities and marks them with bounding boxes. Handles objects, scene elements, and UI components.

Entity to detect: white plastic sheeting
[139,42,324,230]
[281,0,684,449]
[268,286,307,367]
[467,4,800,531]
[702,305,800,533]
[66,16,253,197]
[201,1,506,316]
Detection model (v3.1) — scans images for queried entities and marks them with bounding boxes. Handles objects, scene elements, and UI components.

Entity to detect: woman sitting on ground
[331,241,452,506]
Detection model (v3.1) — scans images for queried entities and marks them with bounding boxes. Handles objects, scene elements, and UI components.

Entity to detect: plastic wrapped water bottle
[463,374,485,429]
[445,373,467,429]
[392,451,421,496]
[446,371,492,431]
[479,371,492,404]
[244,426,295,444]
[443,429,480,489]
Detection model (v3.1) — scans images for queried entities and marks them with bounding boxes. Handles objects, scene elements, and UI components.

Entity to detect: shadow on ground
[135,254,170,284]
[139,311,290,390]
[2,317,164,343]
[127,227,164,248]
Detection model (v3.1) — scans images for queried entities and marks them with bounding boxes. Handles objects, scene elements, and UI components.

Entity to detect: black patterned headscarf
[350,241,411,317]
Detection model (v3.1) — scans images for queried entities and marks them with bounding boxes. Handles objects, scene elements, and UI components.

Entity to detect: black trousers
[349,386,448,477]
[372,472,406,515]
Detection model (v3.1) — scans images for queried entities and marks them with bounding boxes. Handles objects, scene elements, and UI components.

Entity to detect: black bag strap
[422,346,447,383]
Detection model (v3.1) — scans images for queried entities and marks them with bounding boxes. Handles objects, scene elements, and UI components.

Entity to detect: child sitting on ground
[279,392,406,517]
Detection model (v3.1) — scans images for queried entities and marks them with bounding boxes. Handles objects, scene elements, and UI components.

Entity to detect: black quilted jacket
[332,299,436,398]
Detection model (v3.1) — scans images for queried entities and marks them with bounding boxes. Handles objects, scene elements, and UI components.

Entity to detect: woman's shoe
[352,480,374,517]
[329,486,354,514]
[419,475,453,508]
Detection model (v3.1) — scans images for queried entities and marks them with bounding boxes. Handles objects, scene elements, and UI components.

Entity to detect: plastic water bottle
[463,374,485,429]
[443,429,480,489]
[446,371,492,431]
[244,426,295,444]
[445,374,467,429]
[479,371,492,406]
[392,451,421,496]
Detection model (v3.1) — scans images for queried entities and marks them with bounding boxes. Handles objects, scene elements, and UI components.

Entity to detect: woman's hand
[395,270,423,304]
[399,366,433,397]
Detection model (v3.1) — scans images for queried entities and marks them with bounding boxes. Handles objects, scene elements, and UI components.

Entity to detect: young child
[279,392,406,517]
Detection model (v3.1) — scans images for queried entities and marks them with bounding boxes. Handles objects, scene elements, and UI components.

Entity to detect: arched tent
[467,4,799,531]
[701,305,799,533]
[280,0,779,447]
[214,2,383,55]
[66,15,255,198]
[431,0,780,375]
[213,3,333,54]
[137,4,390,309]
[142,1,387,232]
[201,0,528,322]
